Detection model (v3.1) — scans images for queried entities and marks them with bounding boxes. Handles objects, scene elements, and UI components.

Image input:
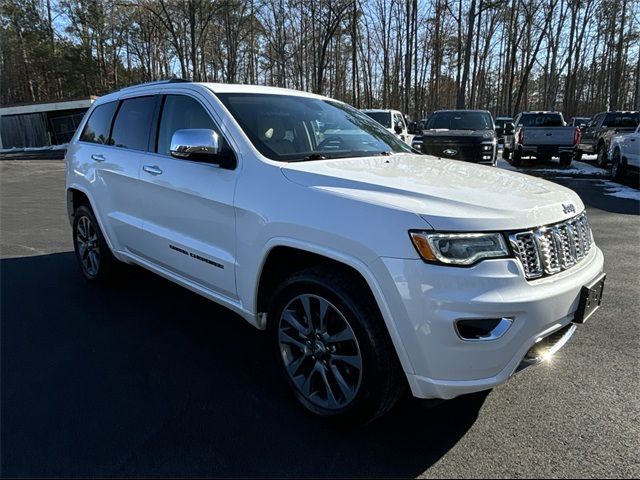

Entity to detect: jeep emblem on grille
[562,203,576,214]
[443,149,458,156]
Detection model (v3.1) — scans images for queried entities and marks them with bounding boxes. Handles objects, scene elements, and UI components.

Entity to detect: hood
[422,129,495,143]
[281,154,584,231]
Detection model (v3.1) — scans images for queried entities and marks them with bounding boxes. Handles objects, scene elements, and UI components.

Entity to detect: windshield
[426,111,493,130]
[216,93,412,161]
[362,111,392,128]
[518,113,565,127]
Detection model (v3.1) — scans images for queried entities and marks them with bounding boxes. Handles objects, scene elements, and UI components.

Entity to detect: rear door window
[110,96,157,151]
[79,101,117,144]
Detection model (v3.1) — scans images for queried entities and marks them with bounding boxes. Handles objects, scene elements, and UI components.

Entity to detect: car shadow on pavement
[1,252,487,478]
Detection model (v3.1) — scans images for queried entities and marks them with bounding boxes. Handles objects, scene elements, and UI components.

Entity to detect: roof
[360,109,400,114]
[91,81,331,107]
[0,98,95,116]
[432,109,491,114]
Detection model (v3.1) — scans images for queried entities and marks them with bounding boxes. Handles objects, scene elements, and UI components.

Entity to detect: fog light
[455,317,513,341]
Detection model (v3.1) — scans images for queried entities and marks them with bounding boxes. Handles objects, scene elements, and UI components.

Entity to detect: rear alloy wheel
[73,205,120,282]
[269,266,405,424]
[610,149,625,181]
[597,144,608,168]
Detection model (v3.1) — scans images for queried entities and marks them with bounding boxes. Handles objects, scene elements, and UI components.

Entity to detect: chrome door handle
[143,165,163,175]
[91,154,105,162]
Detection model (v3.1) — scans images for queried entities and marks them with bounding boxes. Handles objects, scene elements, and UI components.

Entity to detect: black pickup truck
[575,111,639,167]
[416,110,499,166]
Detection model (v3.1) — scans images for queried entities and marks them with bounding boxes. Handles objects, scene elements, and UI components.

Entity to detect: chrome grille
[509,212,593,279]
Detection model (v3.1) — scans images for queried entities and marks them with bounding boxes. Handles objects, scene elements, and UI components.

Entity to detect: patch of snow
[497,158,607,176]
[597,181,640,201]
[0,144,68,153]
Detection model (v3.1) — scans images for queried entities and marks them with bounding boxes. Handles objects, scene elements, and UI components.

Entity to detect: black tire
[559,153,572,167]
[268,266,406,424]
[610,148,625,181]
[502,147,510,160]
[573,149,583,162]
[511,149,522,167]
[596,143,608,168]
[72,205,121,282]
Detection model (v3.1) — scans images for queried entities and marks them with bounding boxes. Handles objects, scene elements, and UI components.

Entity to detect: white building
[0,97,95,149]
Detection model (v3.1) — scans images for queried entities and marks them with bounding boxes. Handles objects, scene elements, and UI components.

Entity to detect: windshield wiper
[301,153,327,161]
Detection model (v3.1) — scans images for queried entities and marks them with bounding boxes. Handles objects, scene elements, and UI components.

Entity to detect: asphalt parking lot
[1,158,639,478]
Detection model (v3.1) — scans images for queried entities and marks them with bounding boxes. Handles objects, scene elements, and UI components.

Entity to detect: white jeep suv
[66,81,605,423]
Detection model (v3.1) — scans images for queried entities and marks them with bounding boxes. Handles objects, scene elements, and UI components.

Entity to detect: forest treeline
[1,0,639,119]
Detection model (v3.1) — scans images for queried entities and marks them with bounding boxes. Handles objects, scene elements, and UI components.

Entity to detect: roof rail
[119,78,190,92]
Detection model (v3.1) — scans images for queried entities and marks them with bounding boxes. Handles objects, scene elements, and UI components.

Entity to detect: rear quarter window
[79,101,117,144]
[110,96,157,151]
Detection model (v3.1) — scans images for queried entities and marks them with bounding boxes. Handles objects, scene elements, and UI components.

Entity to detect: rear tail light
[573,127,581,145]
[517,128,524,144]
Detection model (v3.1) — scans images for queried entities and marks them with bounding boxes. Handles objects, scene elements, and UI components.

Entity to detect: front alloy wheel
[269,266,406,423]
[597,144,608,168]
[278,294,362,410]
[611,149,625,181]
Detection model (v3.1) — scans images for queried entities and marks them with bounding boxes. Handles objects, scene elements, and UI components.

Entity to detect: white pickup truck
[504,111,580,167]
[609,124,640,180]
[66,81,605,423]
[361,108,412,145]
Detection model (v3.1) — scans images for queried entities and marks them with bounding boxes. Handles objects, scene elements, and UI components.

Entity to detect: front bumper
[369,245,604,399]
[421,142,496,164]
[518,144,576,156]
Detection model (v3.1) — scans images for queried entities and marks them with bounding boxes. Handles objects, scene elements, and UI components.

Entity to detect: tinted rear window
[604,113,640,128]
[80,102,117,144]
[518,113,564,127]
[110,96,157,151]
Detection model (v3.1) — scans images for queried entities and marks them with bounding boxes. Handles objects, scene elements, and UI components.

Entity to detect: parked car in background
[609,124,639,181]
[495,116,514,145]
[417,110,498,165]
[504,111,579,167]
[65,80,605,423]
[569,116,590,127]
[361,109,411,144]
[575,111,639,167]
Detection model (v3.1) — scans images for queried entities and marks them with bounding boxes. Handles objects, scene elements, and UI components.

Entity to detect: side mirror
[170,129,236,168]
[504,123,515,135]
[394,123,403,134]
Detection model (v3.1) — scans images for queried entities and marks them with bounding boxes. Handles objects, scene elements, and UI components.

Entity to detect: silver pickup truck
[504,111,580,167]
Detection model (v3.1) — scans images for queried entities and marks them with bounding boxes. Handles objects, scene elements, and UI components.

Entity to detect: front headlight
[409,231,509,266]
[482,144,493,151]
